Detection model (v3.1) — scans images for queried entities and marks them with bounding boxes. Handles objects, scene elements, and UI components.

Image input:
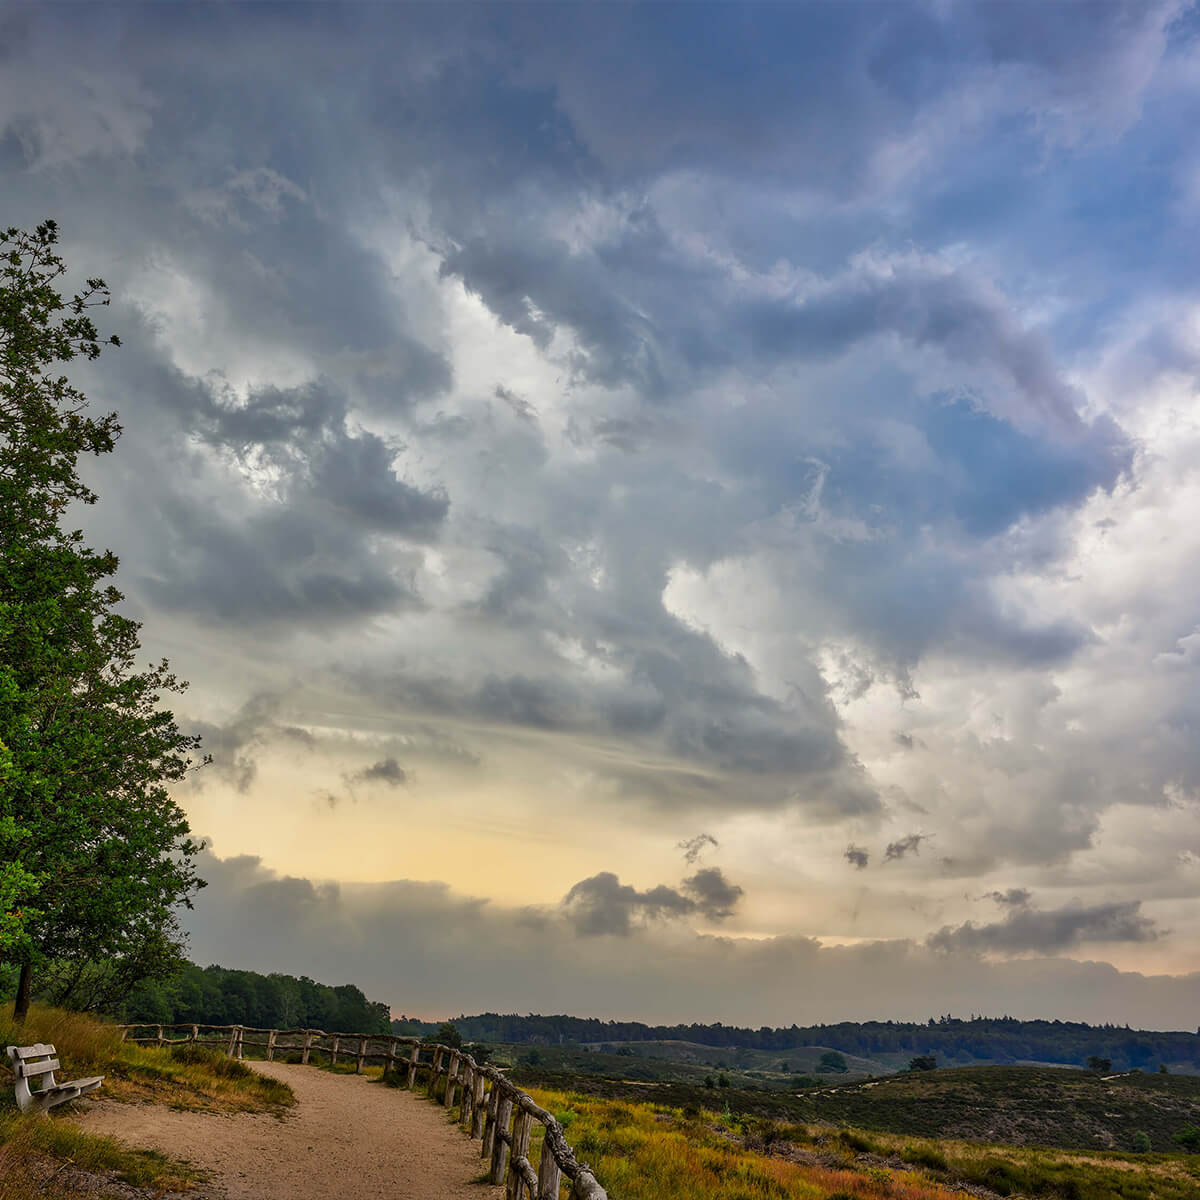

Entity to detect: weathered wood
[156,1024,165,1047]
[356,1036,367,1074]
[444,1050,460,1107]
[489,1091,514,1185]
[482,1081,499,1159]
[302,1030,313,1065]
[330,1035,340,1067]
[407,1041,420,1089]
[236,1027,244,1060]
[471,1070,487,1139]
[266,1030,277,1062]
[507,1108,534,1200]
[191,1024,199,1043]
[226,1027,239,1058]
[537,1137,563,1200]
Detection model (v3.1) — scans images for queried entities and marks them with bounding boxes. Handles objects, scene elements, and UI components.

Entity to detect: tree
[433,1021,463,1048]
[819,1050,848,1073]
[1086,1055,1112,1073]
[1,220,204,1021]
[908,1055,937,1071]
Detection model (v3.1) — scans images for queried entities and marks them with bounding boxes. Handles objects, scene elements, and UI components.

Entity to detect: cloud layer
[6,1,1200,1021]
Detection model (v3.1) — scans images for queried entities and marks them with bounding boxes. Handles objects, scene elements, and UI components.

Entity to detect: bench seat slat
[18,1058,61,1076]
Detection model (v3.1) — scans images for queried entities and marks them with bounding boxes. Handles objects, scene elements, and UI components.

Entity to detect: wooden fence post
[471,1071,487,1139]
[385,1038,398,1082]
[444,1051,460,1107]
[507,1108,533,1200]
[226,1027,238,1058]
[489,1090,514,1185]
[429,1047,443,1097]
[302,1031,313,1065]
[536,1140,562,1200]
[156,1024,165,1047]
[267,1031,277,1061]
[190,1024,199,1043]
[237,1027,244,1060]
[482,1082,499,1160]
[407,1042,420,1089]
[356,1036,368,1074]
[330,1035,340,1067]
[459,1064,473,1127]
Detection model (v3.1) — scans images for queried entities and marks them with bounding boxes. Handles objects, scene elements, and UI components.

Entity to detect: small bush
[1131,1130,1152,1153]
[1174,1124,1200,1152]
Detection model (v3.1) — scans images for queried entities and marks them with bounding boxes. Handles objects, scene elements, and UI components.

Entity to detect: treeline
[117,963,391,1034]
[393,1012,1200,1072]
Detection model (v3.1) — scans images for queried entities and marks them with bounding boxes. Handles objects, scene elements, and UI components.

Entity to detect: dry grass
[524,1086,963,1200]
[0,1111,204,1199]
[523,1086,1200,1200]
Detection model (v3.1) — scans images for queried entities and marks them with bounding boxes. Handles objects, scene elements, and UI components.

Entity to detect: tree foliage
[0,220,204,1017]
[111,962,392,1034]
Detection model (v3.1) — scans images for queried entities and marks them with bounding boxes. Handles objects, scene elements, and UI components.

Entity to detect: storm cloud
[7,1,1200,1023]
[928,901,1162,957]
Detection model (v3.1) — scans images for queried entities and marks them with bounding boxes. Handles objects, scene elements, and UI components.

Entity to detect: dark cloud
[189,694,314,793]
[986,888,1033,909]
[563,872,698,937]
[928,901,1161,957]
[350,758,407,788]
[845,844,870,870]
[885,833,928,862]
[681,867,744,921]
[563,864,744,936]
[678,833,718,866]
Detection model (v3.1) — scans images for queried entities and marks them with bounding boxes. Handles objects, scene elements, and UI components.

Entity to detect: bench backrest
[9,1044,61,1079]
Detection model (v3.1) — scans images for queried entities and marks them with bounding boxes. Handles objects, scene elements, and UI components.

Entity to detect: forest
[394,1012,1200,1072]
[109,963,391,1033]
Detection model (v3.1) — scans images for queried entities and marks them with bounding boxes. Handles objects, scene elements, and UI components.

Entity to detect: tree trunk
[13,959,33,1024]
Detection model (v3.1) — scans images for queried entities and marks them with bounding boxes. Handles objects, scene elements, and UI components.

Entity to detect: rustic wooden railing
[117,1023,606,1200]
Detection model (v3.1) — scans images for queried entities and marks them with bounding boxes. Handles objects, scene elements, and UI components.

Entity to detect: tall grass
[523,1086,1200,1200]
[0,1004,293,1112]
[524,1086,961,1200]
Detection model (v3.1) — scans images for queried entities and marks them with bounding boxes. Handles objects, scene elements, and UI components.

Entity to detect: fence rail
[117,1023,606,1200]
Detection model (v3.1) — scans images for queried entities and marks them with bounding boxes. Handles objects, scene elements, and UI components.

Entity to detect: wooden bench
[6,1042,103,1113]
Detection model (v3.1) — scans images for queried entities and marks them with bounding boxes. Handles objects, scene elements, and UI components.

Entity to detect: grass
[0,1005,294,1113]
[0,1005,295,1199]
[521,1085,964,1200]
[518,1084,1200,1200]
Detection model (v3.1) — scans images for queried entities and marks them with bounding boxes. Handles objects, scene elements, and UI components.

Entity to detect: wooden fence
[117,1024,607,1200]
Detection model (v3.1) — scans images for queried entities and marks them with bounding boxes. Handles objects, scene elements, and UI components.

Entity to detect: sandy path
[76,1061,507,1200]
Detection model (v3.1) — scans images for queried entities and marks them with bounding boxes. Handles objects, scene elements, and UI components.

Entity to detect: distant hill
[392,1011,1200,1073]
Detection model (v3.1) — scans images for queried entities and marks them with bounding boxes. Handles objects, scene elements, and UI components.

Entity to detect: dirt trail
[76,1061,507,1200]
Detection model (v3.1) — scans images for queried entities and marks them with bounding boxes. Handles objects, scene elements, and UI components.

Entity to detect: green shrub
[1131,1130,1152,1153]
[1175,1125,1200,1152]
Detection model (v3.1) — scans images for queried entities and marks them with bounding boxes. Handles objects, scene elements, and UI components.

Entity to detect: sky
[7,0,1200,1029]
